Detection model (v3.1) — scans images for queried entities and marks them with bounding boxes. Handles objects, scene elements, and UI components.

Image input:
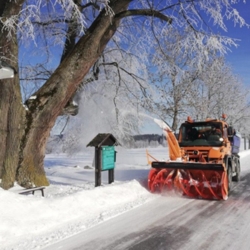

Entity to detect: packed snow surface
[1,146,249,250]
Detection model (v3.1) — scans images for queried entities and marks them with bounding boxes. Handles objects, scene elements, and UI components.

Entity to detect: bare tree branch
[115,9,172,24]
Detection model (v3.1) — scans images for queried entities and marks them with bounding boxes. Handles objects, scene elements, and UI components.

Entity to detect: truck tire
[227,166,233,192]
[232,159,240,182]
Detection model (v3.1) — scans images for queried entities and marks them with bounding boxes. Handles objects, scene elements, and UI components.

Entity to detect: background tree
[151,40,250,133]
[149,27,204,131]
[0,0,247,189]
[186,57,250,130]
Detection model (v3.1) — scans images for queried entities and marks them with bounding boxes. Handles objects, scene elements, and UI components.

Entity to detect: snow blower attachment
[147,115,241,200]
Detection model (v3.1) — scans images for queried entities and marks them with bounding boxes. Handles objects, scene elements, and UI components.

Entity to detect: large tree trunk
[0,1,26,189]
[1,0,131,189]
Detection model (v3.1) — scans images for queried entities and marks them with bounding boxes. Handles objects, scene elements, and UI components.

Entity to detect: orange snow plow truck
[147,115,241,200]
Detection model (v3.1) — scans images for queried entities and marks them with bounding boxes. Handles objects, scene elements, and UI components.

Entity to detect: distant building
[131,134,166,148]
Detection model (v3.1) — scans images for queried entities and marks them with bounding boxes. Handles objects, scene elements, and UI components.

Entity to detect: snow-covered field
[1,146,249,250]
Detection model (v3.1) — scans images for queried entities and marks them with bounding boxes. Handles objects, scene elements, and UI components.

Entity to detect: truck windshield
[179,122,223,147]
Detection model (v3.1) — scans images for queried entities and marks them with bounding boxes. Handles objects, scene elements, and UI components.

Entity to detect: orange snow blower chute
[147,116,241,200]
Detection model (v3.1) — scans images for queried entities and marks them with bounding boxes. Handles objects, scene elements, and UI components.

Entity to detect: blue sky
[223,1,250,87]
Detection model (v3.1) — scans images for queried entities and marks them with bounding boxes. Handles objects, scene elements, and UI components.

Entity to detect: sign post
[95,147,102,187]
[87,133,120,187]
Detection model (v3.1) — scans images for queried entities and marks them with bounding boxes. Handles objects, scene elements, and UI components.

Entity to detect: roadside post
[242,134,247,150]
[87,133,120,187]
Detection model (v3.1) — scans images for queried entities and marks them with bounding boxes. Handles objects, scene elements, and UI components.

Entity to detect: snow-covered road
[42,153,250,250]
[2,147,250,250]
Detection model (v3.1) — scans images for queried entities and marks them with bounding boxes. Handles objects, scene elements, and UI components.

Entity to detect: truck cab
[178,120,224,147]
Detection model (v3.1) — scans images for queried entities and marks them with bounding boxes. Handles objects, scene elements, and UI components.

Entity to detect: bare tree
[152,37,249,132]
[186,57,250,127]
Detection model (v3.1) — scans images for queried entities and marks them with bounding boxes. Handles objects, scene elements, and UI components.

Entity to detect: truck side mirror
[175,133,179,139]
[227,126,235,136]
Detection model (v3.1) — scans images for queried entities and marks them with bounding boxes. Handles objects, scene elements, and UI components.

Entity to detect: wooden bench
[19,186,45,197]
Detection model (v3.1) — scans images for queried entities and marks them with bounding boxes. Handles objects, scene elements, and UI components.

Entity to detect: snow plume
[154,119,171,131]
[62,82,144,153]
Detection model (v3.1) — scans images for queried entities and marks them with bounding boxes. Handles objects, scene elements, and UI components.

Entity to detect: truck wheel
[227,166,233,192]
[232,159,240,182]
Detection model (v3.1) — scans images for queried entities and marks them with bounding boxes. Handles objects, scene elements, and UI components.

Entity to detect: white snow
[29,95,37,100]
[0,66,14,79]
[0,147,165,250]
[0,146,249,250]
